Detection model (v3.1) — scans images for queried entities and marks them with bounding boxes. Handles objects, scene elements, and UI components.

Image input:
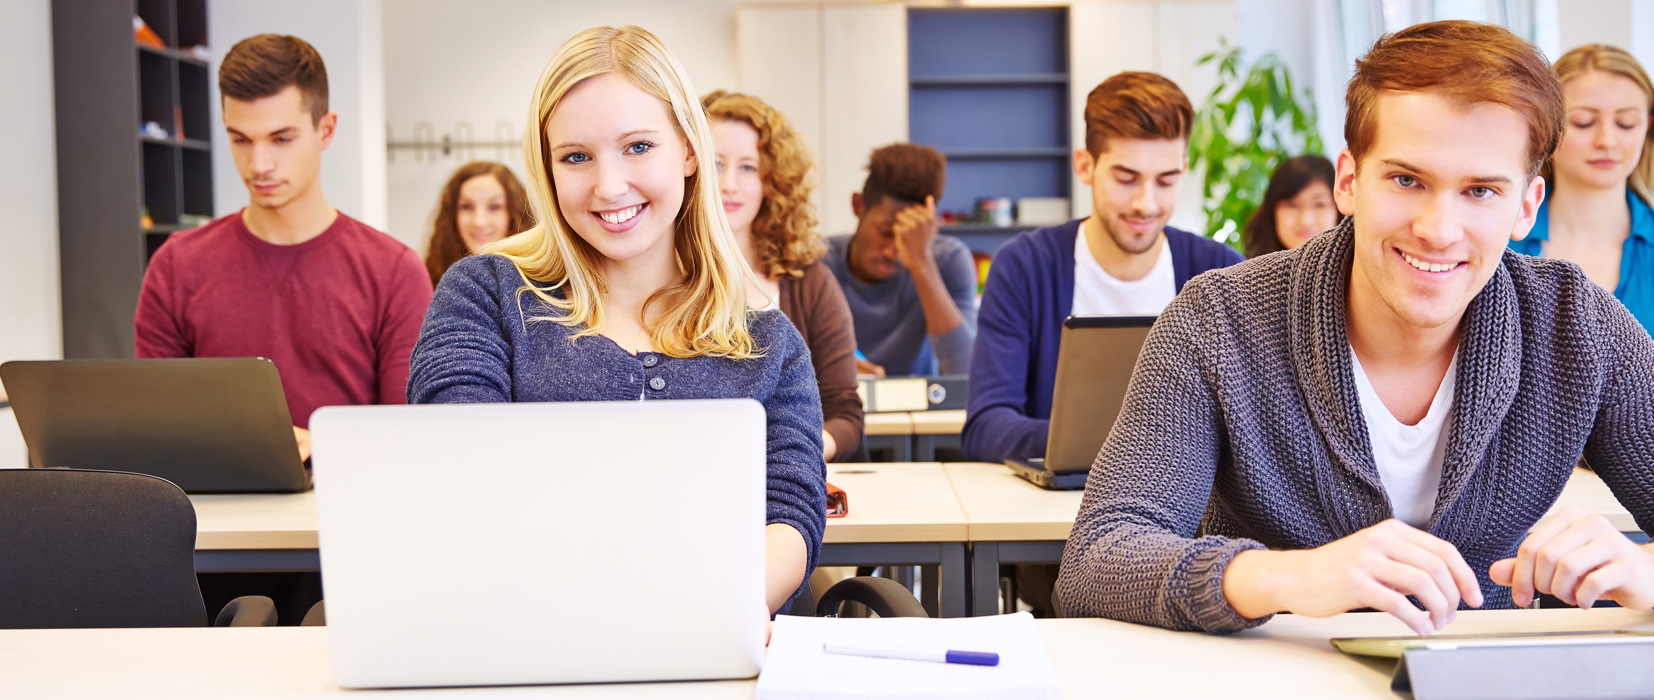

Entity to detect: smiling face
[1075,138,1186,255]
[1275,180,1338,249]
[456,174,510,252]
[224,85,335,211]
[544,73,697,266]
[711,118,763,238]
[1553,69,1651,191]
[1337,90,1546,330]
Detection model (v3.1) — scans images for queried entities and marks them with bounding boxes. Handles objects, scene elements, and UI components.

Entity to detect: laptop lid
[309,399,768,689]
[1041,315,1156,473]
[0,358,308,493]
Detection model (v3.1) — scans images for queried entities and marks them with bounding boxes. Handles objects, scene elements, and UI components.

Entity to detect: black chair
[0,469,276,628]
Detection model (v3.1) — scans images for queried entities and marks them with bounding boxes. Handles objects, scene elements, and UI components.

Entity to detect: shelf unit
[53,0,213,358]
[908,7,1070,256]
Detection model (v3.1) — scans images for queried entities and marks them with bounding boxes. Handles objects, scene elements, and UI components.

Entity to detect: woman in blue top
[1511,44,1654,333]
[406,26,826,618]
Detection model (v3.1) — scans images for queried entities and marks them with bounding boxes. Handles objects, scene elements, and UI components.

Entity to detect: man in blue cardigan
[963,72,1242,465]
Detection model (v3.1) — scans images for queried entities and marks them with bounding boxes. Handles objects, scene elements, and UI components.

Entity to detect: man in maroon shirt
[135,34,432,464]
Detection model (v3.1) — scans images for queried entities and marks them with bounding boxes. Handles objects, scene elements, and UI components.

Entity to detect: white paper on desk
[756,611,1060,700]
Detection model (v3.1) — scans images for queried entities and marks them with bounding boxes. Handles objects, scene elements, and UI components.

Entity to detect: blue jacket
[1508,188,1654,335]
[407,255,828,613]
[962,220,1244,463]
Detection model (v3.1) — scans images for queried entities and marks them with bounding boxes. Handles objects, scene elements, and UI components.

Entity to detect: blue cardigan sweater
[407,255,828,612]
[962,220,1244,463]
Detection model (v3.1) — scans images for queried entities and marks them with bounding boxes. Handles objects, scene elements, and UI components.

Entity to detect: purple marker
[823,644,1000,666]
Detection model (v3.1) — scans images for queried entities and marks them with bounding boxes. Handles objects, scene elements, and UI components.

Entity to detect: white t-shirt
[1349,348,1458,528]
[1072,230,1177,316]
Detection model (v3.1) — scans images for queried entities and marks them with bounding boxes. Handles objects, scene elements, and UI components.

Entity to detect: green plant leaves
[1189,38,1323,251]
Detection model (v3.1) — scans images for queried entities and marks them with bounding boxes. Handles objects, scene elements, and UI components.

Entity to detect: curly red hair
[700,90,822,279]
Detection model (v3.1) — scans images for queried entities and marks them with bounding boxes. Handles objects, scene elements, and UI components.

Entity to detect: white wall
[0,0,62,468]
[383,0,749,253]
[209,0,389,232]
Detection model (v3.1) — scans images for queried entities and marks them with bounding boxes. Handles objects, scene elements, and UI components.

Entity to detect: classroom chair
[0,469,277,628]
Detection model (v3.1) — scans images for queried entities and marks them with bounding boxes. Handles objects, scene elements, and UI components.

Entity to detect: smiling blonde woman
[406,25,827,618]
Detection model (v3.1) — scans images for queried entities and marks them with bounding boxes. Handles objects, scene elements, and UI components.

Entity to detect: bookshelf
[53,0,213,358]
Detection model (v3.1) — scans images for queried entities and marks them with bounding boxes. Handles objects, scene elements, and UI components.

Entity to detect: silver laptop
[1006,315,1156,490]
[309,399,768,689]
[0,358,309,493]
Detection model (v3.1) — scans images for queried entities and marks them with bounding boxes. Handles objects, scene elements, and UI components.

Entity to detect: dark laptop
[0,358,310,493]
[1006,315,1156,490]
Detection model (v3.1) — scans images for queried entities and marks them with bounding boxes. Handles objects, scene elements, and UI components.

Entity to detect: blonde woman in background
[406,26,826,618]
[1510,44,1654,333]
[703,91,863,462]
[422,161,536,286]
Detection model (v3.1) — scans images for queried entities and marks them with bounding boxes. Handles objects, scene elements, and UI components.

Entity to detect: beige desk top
[823,462,969,543]
[862,411,913,436]
[910,408,965,435]
[944,461,1084,541]
[2,609,1648,699]
[944,462,1644,543]
[192,492,319,550]
[191,463,970,551]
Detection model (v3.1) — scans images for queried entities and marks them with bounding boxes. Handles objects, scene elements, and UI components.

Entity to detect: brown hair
[1084,72,1194,156]
[862,143,946,207]
[218,34,329,124]
[423,162,535,286]
[701,91,824,279]
[1346,20,1564,178]
[1547,44,1654,204]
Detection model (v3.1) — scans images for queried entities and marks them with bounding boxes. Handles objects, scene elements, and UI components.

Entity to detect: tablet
[1331,630,1654,658]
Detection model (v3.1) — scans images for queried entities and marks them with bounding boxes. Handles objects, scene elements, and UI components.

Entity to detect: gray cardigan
[407,255,828,611]
[1056,219,1654,633]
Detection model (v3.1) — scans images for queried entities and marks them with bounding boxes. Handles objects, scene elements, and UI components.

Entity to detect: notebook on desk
[1006,315,1155,491]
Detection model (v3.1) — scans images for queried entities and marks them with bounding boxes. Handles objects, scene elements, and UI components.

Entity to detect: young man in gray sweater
[1058,20,1654,636]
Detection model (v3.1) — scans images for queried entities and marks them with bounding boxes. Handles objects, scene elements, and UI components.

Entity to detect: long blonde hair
[485,25,758,358]
[1548,44,1654,205]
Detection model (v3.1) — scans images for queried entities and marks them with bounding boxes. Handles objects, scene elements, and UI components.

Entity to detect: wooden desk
[1045,608,1654,699]
[946,462,1645,616]
[823,462,969,617]
[188,464,974,617]
[3,609,1648,698]
[910,409,965,461]
[862,411,913,461]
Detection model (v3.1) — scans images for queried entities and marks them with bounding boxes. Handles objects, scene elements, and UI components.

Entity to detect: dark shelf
[139,135,209,151]
[942,147,1070,160]
[911,73,1067,87]
[135,42,207,66]
[143,223,194,234]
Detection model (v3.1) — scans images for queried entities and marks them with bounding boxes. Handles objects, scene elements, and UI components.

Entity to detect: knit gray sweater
[1056,219,1654,633]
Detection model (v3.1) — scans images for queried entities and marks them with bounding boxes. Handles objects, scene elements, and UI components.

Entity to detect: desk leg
[970,542,1000,616]
[920,564,939,617]
[941,542,966,618]
[915,434,934,462]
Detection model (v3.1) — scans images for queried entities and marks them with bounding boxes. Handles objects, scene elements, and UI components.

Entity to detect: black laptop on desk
[0,358,310,493]
[1006,315,1156,490]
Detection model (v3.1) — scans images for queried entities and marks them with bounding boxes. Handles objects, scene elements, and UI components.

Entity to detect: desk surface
[944,461,1084,541]
[3,609,1649,698]
[190,463,970,550]
[910,409,965,435]
[862,411,912,436]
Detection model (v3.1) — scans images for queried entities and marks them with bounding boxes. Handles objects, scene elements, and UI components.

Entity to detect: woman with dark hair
[422,161,536,286]
[1241,154,1338,258]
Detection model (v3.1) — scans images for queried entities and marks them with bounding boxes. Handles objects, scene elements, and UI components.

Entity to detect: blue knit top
[407,254,828,611]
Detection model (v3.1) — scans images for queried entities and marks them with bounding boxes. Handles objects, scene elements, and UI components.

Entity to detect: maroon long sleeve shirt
[135,210,433,428]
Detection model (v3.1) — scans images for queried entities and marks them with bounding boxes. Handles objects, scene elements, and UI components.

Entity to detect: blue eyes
[559,141,655,164]
[1394,175,1417,188]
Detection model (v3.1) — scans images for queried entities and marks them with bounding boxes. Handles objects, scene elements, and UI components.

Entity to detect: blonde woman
[702,91,863,462]
[407,26,825,618]
[1511,44,1654,333]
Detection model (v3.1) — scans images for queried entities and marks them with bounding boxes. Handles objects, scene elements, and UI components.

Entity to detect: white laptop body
[309,399,768,689]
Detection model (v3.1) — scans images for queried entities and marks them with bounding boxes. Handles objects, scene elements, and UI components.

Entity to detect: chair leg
[214,596,278,627]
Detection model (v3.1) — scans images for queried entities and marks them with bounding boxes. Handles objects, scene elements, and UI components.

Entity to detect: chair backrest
[0,469,207,628]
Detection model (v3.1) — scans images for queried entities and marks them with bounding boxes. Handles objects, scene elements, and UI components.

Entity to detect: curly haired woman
[703,90,864,461]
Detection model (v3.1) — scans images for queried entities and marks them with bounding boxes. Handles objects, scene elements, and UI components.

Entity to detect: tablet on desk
[1332,630,1654,658]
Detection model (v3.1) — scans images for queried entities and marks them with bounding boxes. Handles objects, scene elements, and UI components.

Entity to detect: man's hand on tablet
[293,426,311,462]
[1223,519,1484,637]
[1490,506,1654,610]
